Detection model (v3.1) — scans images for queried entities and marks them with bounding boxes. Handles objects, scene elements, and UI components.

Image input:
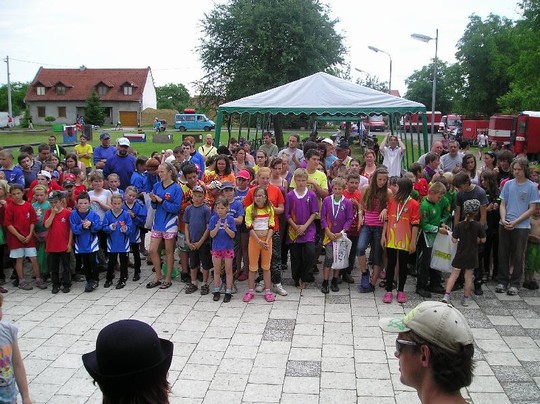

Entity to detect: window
[123,86,133,96]
[37,107,46,117]
[98,85,107,96]
[56,85,66,95]
[37,86,45,96]
[58,107,66,118]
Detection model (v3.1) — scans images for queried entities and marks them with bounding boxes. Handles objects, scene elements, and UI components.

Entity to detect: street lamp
[367,46,392,94]
[411,29,438,145]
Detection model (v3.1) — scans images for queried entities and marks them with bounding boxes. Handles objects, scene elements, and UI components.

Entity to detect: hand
[379,209,387,222]
[110,222,117,231]
[262,241,269,250]
[120,225,128,233]
[149,192,157,202]
[334,232,342,240]
[381,236,386,248]
[409,243,417,254]
[66,244,72,253]
[296,224,305,236]
[358,215,364,226]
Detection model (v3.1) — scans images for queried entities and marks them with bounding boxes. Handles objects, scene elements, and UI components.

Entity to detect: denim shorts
[356,225,384,266]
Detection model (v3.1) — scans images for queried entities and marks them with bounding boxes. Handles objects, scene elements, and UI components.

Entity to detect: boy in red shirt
[410,163,429,201]
[44,191,73,294]
[4,184,45,290]
[342,173,362,284]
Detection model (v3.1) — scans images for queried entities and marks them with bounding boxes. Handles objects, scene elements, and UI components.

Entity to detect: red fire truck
[400,111,442,133]
[462,119,489,142]
[488,112,540,157]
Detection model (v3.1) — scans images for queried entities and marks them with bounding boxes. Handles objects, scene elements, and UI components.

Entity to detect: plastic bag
[332,233,352,270]
[430,232,457,273]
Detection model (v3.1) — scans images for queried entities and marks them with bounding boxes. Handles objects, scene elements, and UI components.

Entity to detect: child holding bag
[443,199,486,306]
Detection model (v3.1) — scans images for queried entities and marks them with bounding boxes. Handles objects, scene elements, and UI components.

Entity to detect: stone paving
[4,261,540,403]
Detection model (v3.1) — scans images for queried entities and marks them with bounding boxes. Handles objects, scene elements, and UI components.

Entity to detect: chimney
[79,65,86,71]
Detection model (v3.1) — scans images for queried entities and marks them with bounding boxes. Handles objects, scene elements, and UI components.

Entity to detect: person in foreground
[379,301,475,404]
[82,319,174,404]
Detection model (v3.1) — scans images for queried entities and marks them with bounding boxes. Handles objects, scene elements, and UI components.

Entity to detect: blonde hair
[33,185,48,194]
[107,173,120,181]
[331,177,346,189]
[111,193,124,203]
[89,170,105,182]
[0,180,10,195]
[257,167,271,177]
[293,168,308,180]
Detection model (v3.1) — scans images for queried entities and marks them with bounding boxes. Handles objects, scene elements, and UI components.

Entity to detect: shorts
[188,242,212,270]
[10,247,37,259]
[526,243,540,274]
[150,230,177,240]
[323,243,334,268]
[176,232,189,252]
[212,249,235,259]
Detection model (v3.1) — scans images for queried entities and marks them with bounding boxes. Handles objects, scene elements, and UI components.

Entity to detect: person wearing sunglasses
[380,301,475,404]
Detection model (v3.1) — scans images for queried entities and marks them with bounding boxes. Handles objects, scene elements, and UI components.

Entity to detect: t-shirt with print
[243,185,284,231]
[32,200,51,234]
[183,203,211,243]
[209,214,236,251]
[4,201,38,249]
[44,208,72,252]
[285,188,319,243]
[289,169,328,219]
[385,197,420,251]
[500,179,539,229]
[0,322,19,402]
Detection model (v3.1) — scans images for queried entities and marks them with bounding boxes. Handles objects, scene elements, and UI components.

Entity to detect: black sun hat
[82,320,173,390]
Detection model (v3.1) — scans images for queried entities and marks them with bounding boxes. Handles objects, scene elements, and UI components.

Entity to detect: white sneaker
[273,283,288,296]
[255,282,264,293]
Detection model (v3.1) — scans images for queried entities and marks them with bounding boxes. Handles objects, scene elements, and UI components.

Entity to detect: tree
[404,61,455,114]
[156,83,191,112]
[84,92,105,126]
[356,74,388,93]
[197,0,346,147]
[0,82,29,116]
[498,0,540,112]
[455,14,517,116]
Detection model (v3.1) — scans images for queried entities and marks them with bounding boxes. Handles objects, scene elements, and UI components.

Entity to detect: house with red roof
[24,66,157,126]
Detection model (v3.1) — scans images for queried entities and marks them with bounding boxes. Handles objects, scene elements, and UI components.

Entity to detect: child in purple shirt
[320,177,353,294]
[285,168,319,288]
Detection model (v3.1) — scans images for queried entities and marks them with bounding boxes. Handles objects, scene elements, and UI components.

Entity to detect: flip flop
[160,281,172,289]
[146,280,161,289]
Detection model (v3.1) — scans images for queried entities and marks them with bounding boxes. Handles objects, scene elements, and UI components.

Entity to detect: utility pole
[4,56,13,119]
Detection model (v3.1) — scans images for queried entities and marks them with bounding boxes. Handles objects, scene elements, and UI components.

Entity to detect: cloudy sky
[0,0,521,98]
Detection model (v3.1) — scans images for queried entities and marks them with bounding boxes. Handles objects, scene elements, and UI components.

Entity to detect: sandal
[146,280,162,289]
[159,281,172,289]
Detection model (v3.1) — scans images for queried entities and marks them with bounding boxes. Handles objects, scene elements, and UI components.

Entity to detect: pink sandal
[242,291,255,302]
[264,292,275,302]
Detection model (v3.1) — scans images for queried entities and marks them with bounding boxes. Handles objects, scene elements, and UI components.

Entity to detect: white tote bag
[430,232,457,273]
[332,233,352,270]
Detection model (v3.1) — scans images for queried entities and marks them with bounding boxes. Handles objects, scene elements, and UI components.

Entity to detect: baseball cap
[237,170,250,180]
[63,180,75,188]
[117,137,130,147]
[64,173,76,182]
[336,139,349,150]
[321,138,334,146]
[48,190,63,201]
[100,133,111,140]
[207,180,222,190]
[192,184,205,193]
[463,199,481,215]
[379,301,474,353]
[220,181,235,190]
[38,170,51,180]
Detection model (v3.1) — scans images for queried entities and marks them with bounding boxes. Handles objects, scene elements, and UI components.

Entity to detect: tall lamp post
[411,29,438,145]
[367,46,392,94]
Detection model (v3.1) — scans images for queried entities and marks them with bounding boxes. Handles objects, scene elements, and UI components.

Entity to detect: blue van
[174,113,215,132]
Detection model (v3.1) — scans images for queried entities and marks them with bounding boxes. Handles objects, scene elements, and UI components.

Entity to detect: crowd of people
[0,130,537,306]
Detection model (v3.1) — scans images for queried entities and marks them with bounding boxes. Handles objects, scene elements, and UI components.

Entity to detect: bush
[45,116,56,122]
[20,109,30,128]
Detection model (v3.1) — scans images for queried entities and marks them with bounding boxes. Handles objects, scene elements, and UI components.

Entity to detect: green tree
[197,0,346,146]
[0,82,29,116]
[84,91,105,126]
[404,61,455,114]
[498,0,540,112]
[356,74,388,93]
[156,83,191,112]
[455,14,517,116]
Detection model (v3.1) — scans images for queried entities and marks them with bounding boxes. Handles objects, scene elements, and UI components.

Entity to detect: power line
[8,57,73,68]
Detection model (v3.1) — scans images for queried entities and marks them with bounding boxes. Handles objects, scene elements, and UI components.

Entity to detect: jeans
[498,225,529,288]
[356,225,383,266]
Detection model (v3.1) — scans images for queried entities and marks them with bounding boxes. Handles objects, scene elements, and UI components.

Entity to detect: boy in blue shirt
[103,194,132,289]
[183,185,212,295]
[70,192,102,292]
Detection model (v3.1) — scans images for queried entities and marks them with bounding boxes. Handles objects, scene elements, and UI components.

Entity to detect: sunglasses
[395,339,418,354]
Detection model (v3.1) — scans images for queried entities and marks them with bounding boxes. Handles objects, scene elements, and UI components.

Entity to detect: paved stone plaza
[4,263,540,403]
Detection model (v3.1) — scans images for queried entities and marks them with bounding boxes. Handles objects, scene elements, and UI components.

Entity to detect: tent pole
[214,110,224,146]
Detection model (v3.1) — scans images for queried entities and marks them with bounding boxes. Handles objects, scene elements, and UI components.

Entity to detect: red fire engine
[488,112,540,157]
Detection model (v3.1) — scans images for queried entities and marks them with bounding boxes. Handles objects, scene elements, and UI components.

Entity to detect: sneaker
[200,284,210,295]
[506,286,519,296]
[382,292,393,303]
[342,273,355,284]
[213,292,220,301]
[92,280,99,290]
[474,283,483,296]
[84,282,94,292]
[442,293,451,303]
[495,283,507,293]
[18,281,33,291]
[116,281,126,289]
[223,293,232,303]
[321,282,329,294]
[35,278,47,290]
[104,280,113,288]
[255,281,264,293]
[461,296,469,307]
[62,286,70,293]
[397,291,407,304]
[52,286,60,294]
[264,291,275,302]
[185,283,198,294]
[133,273,141,282]
[330,279,339,292]
[273,283,288,296]
[358,272,374,293]
[242,291,255,302]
